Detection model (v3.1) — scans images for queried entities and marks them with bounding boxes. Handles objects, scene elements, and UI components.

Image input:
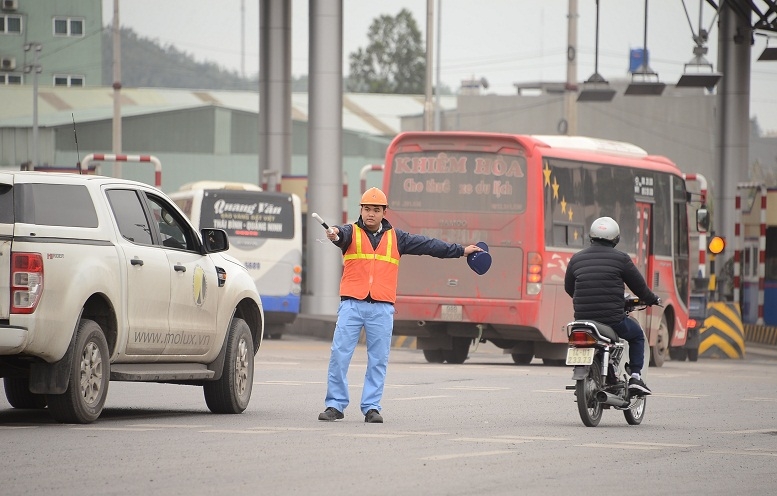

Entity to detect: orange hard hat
[360,187,388,206]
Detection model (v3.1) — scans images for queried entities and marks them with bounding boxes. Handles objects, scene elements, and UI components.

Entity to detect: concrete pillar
[304,0,344,315]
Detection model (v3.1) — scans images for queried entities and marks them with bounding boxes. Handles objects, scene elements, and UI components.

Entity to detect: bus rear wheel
[423,349,444,363]
[442,337,470,364]
[650,314,669,367]
[511,353,533,365]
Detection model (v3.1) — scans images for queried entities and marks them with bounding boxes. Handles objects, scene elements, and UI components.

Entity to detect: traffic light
[708,235,726,254]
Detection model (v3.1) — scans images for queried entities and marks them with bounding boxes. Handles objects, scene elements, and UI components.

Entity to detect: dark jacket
[564,240,658,326]
[332,217,464,258]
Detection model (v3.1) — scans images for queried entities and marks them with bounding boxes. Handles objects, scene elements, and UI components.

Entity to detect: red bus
[383,132,693,367]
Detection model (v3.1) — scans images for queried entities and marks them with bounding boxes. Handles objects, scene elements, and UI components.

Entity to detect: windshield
[199,190,295,248]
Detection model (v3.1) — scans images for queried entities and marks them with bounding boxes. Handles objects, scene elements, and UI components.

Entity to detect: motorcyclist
[564,216,659,396]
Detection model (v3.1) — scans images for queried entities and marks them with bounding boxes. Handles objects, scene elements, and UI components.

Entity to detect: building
[0,0,102,87]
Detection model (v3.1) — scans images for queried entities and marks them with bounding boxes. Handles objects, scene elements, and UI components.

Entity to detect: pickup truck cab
[0,171,264,423]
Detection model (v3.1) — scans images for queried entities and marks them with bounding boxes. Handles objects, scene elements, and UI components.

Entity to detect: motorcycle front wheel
[624,396,646,425]
[575,358,603,427]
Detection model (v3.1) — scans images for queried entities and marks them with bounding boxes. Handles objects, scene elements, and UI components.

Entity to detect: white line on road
[73,427,161,432]
[199,429,277,434]
[707,450,777,457]
[495,435,572,441]
[421,450,516,461]
[615,441,700,448]
[743,397,777,402]
[453,437,533,444]
[129,424,211,429]
[389,395,451,401]
[576,443,664,450]
[440,386,509,391]
[717,428,777,434]
[328,433,408,439]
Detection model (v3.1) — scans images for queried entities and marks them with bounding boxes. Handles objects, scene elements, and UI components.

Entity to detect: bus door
[635,202,653,281]
[635,202,654,332]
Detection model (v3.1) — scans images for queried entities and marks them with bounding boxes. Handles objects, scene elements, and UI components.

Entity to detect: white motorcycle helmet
[589,216,620,246]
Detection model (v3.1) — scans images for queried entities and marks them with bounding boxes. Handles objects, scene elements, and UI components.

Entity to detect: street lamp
[23,42,42,169]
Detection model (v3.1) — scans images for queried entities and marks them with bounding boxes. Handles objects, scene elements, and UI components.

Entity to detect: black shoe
[318,407,344,421]
[364,409,383,423]
[628,377,652,396]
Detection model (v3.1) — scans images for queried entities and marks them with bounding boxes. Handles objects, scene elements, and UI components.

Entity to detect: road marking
[615,442,700,448]
[0,426,37,430]
[495,435,571,441]
[257,361,301,366]
[717,428,777,434]
[248,427,327,432]
[129,424,211,429]
[328,433,408,439]
[73,427,160,432]
[453,437,533,444]
[389,395,451,401]
[421,450,515,461]
[257,380,325,386]
[389,430,449,436]
[440,386,509,391]
[743,397,777,402]
[576,443,663,450]
[650,393,708,399]
[533,389,571,394]
[199,429,276,434]
[707,450,777,457]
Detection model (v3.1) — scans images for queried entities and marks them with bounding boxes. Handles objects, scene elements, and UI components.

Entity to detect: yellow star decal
[568,207,574,221]
[552,177,559,199]
[543,161,551,187]
[560,196,567,213]
[573,229,580,241]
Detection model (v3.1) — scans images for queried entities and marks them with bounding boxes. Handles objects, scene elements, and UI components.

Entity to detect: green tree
[347,9,426,94]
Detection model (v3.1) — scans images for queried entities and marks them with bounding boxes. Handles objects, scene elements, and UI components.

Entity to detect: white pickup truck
[0,171,264,423]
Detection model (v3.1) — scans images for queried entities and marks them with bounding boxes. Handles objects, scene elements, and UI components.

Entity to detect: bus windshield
[387,150,528,214]
[199,190,295,249]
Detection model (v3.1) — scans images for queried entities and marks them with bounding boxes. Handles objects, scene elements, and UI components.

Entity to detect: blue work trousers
[612,317,647,375]
[324,298,395,415]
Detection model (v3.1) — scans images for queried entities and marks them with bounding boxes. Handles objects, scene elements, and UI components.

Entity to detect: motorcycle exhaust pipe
[595,391,630,408]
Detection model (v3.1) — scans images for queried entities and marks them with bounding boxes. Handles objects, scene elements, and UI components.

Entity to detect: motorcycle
[564,295,653,427]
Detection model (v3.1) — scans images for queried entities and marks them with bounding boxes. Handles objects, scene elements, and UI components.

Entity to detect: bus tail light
[291,265,302,295]
[526,252,542,295]
[11,252,44,314]
[686,318,697,329]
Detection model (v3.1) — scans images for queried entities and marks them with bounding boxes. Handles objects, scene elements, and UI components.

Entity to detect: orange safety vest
[340,224,401,303]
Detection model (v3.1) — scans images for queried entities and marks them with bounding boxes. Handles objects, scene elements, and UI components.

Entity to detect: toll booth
[734,183,777,325]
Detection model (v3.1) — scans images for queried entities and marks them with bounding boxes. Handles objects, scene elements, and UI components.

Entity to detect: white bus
[170,181,302,338]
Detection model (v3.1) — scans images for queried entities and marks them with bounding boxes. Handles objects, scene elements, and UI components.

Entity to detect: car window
[15,183,98,228]
[106,189,154,245]
[145,194,196,251]
[0,184,12,224]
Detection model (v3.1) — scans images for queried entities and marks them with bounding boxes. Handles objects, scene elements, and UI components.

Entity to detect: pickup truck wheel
[3,377,47,409]
[46,319,110,424]
[204,318,254,414]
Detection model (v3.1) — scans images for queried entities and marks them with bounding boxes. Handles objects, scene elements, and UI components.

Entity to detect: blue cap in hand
[467,241,492,275]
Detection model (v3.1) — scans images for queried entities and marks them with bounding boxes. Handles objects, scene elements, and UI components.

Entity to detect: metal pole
[26,43,42,168]
[112,0,123,177]
[433,0,441,131]
[564,0,578,136]
[424,0,434,131]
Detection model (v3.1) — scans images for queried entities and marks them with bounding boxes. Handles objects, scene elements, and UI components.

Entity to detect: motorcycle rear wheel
[624,396,646,425]
[575,359,603,427]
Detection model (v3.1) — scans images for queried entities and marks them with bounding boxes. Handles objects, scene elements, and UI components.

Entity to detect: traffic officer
[318,187,483,423]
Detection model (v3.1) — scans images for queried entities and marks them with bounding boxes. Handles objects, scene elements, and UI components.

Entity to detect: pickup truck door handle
[173,264,187,272]
[130,258,144,266]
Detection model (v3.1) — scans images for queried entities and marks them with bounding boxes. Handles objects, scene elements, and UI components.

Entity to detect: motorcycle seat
[587,321,619,342]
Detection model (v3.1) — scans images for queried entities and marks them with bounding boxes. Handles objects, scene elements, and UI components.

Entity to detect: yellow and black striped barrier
[743,324,777,346]
[699,302,746,359]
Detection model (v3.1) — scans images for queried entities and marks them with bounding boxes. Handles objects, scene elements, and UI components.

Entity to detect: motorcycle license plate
[566,347,594,365]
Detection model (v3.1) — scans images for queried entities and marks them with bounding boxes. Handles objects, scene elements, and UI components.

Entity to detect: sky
[102,0,777,134]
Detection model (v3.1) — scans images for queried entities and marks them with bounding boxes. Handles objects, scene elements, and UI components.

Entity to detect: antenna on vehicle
[72,113,81,174]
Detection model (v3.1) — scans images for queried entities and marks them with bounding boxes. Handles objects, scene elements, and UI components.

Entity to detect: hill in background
[101,27,308,92]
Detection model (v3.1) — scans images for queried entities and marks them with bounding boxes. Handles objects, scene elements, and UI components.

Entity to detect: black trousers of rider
[611,318,646,375]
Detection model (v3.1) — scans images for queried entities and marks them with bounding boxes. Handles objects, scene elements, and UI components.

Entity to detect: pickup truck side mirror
[202,228,230,253]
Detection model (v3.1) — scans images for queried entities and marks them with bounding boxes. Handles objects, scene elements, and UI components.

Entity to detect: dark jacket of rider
[564,239,659,326]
